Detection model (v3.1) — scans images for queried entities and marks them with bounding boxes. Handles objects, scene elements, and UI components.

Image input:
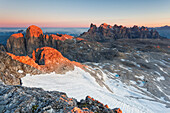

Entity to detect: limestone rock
[7,47,75,74]
[80,23,163,42]
[26,25,44,55]
[0,44,6,52]
[0,84,121,113]
[0,51,41,85]
[34,47,74,74]
[6,33,26,56]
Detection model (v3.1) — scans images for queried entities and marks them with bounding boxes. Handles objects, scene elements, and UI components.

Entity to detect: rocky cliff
[4,25,121,63]
[6,25,76,56]
[80,23,163,42]
[0,51,41,85]
[26,25,44,55]
[7,47,75,74]
[6,33,26,55]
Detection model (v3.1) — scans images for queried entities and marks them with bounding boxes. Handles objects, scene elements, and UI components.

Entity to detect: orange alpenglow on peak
[7,52,41,70]
[102,23,108,26]
[11,33,24,39]
[76,37,85,41]
[43,34,49,39]
[50,34,74,41]
[100,23,112,29]
[7,47,86,74]
[26,25,43,38]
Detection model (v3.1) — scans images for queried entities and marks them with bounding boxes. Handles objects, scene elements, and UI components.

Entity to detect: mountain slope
[21,66,170,113]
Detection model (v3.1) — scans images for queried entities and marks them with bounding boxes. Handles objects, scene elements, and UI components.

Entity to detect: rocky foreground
[0,81,121,113]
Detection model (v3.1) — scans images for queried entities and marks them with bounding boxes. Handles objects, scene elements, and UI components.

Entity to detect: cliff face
[0,44,6,52]
[80,23,162,42]
[6,25,76,56]
[0,51,40,85]
[7,47,75,74]
[6,33,26,56]
[26,25,44,55]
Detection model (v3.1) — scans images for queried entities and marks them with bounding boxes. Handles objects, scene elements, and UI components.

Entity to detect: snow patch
[157,76,165,81]
[135,75,144,80]
[18,70,23,73]
[21,66,169,113]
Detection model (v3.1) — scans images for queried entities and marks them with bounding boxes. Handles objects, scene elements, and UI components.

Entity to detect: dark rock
[80,23,163,42]
[6,33,26,56]
[0,44,6,52]
[0,84,121,113]
[26,25,44,55]
[113,108,122,113]
[0,51,41,85]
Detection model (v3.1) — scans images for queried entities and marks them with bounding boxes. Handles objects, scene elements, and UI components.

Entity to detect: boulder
[6,33,26,56]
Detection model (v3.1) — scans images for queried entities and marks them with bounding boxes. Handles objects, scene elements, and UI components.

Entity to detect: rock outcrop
[4,25,75,56]
[80,23,162,42]
[0,51,41,85]
[5,25,121,63]
[26,25,44,55]
[0,44,6,52]
[7,47,76,74]
[34,47,75,73]
[6,33,26,55]
[0,84,121,113]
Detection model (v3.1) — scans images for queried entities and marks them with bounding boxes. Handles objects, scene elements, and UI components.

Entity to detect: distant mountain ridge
[151,25,170,39]
[80,23,164,42]
[155,25,170,29]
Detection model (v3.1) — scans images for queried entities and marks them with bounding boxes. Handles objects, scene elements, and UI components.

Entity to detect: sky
[0,0,170,27]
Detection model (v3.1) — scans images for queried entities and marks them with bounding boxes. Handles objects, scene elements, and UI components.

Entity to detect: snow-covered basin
[22,67,170,113]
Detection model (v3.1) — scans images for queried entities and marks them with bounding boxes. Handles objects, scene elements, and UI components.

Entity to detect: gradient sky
[0,0,170,27]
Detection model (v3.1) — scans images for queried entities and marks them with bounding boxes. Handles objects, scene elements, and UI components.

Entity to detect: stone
[0,84,121,112]
[6,33,26,56]
[80,23,163,42]
[7,47,75,74]
[26,25,44,55]
[0,44,6,52]
[0,51,41,85]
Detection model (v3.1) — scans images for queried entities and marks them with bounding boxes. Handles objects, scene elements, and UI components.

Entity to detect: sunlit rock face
[0,51,40,85]
[6,33,26,56]
[25,25,75,56]
[80,23,162,42]
[34,47,74,73]
[8,47,75,74]
[26,25,44,55]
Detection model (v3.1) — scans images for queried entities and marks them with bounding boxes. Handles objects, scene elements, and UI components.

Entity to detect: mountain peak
[26,25,43,38]
[11,33,24,39]
[90,23,97,29]
[100,23,112,29]
[102,23,108,26]
[80,23,162,41]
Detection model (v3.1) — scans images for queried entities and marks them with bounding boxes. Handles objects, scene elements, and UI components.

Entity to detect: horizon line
[0,24,169,28]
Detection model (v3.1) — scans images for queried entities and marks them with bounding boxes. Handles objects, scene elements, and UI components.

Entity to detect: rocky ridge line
[80,23,163,42]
